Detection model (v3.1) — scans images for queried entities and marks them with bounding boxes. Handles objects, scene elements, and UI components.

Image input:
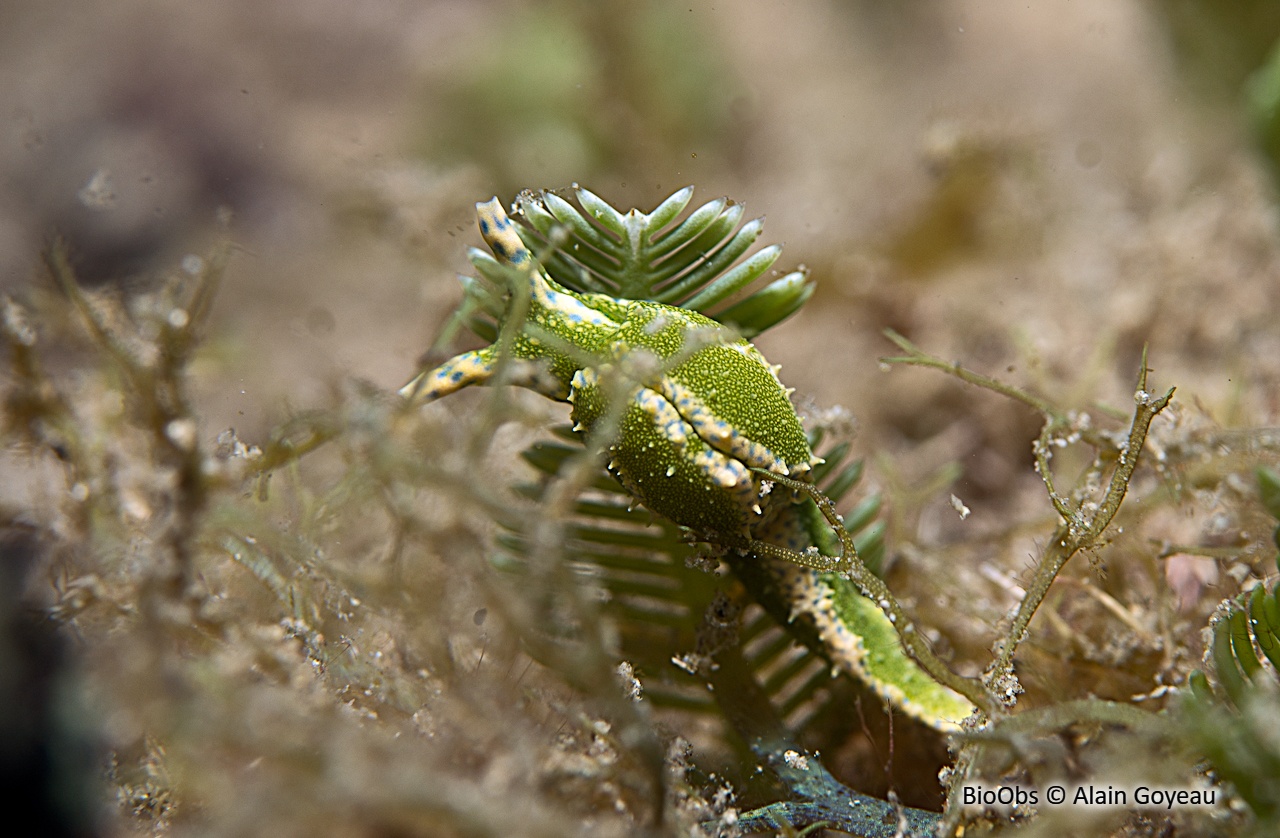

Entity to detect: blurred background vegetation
[4,1,1280,835]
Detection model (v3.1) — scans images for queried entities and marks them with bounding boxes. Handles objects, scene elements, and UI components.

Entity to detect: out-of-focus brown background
[5,1,1280,834]
[6,1,1276,443]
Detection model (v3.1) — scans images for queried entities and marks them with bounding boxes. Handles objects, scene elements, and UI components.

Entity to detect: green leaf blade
[714,270,814,336]
[680,244,782,311]
[644,185,695,235]
[574,186,629,238]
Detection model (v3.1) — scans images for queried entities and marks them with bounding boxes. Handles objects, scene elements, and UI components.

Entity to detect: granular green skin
[563,304,812,538]
[607,305,813,476]
[596,390,754,536]
[405,194,974,731]
[411,197,816,540]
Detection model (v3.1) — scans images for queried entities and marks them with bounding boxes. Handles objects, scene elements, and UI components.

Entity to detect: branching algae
[396,187,1203,836]
[401,189,976,735]
[9,184,1242,837]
